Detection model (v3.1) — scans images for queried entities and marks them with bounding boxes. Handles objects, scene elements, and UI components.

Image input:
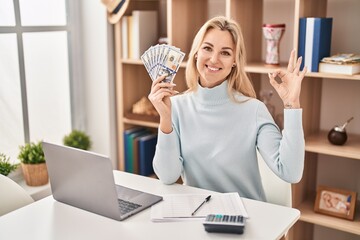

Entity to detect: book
[137,133,158,176]
[132,135,142,174]
[322,53,360,64]
[298,17,333,72]
[298,18,307,70]
[121,16,128,59]
[319,62,360,75]
[126,129,150,173]
[127,15,133,59]
[131,10,158,59]
[123,127,146,173]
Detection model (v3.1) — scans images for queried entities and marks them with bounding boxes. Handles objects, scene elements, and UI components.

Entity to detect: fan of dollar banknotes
[141,45,185,83]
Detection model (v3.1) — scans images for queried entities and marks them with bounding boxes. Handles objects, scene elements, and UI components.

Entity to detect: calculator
[203,214,246,234]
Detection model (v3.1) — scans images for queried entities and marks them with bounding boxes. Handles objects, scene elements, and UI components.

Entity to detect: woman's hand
[268,49,307,109]
[148,75,178,133]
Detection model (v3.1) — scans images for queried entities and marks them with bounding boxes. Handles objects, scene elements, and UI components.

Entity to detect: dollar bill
[141,45,185,83]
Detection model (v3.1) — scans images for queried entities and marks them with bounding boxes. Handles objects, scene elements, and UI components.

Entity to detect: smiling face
[196,28,235,88]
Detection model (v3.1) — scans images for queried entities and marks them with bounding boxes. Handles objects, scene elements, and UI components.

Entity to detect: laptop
[42,141,163,221]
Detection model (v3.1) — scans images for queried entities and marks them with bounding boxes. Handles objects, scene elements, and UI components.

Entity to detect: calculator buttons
[203,214,246,234]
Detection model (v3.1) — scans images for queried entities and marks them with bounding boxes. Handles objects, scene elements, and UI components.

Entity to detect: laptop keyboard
[118,199,142,215]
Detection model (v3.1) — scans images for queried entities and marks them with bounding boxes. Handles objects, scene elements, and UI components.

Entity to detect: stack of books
[123,127,157,176]
[121,10,158,59]
[319,54,360,75]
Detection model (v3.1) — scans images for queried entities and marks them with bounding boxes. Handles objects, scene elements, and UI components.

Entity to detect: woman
[148,16,307,201]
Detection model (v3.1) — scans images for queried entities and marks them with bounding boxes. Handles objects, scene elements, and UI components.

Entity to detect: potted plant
[0,153,19,176]
[63,129,92,150]
[18,141,48,186]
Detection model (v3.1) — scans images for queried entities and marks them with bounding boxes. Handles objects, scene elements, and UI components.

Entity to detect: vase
[21,163,49,186]
[262,24,286,65]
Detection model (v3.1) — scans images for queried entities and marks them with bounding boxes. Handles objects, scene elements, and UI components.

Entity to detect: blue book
[298,18,307,70]
[123,127,146,172]
[300,17,332,72]
[137,133,158,176]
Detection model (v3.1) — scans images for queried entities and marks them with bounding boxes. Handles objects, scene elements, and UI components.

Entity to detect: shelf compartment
[298,199,360,235]
[124,112,159,128]
[305,131,360,160]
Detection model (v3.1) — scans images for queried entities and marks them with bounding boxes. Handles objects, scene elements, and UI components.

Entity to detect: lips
[206,64,221,72]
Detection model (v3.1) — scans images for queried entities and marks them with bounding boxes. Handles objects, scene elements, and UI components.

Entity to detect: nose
[210,52,219,64]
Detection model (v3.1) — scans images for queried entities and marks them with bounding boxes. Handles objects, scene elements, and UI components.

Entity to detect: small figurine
[328,117,354,145]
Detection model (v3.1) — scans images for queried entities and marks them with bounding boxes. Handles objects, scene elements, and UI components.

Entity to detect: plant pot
[21,163,49,186]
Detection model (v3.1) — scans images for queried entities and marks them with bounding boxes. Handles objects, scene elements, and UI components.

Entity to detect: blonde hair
[185,16,256,100]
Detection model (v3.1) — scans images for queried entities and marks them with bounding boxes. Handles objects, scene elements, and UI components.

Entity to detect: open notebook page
[151,192,248,222]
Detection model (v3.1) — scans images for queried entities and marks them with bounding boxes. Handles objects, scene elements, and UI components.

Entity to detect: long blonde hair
[185,16,256,100]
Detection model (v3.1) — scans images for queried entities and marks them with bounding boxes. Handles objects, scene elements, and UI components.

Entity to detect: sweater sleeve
[256,104,305,183]
[152,128,183,184]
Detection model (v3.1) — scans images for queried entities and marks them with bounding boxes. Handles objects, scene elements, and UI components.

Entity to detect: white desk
[0,171,299,240]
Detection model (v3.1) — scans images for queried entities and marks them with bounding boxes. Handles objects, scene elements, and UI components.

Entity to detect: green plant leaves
[18,142,45,164]
[0,153,19,176]
[63,130,92,150]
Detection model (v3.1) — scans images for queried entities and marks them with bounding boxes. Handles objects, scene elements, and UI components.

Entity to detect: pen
[191,195,211,216]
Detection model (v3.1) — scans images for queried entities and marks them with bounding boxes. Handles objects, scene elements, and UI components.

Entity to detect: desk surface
[0,171,299,240]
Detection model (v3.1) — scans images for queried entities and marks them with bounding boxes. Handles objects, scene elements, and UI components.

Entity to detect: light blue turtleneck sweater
[153,80,304,201]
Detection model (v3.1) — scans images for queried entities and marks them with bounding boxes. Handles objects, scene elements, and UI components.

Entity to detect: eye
[221,51,231,56]
[202,46,212,52]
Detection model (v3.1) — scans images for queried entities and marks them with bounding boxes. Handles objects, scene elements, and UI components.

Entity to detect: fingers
[272,69,287,79]
[287,49,296,72]
[149,88,174,101]
[149,74,178,102]
[151,74,167,87]
[287,49,304,74]
[299,66,307,79]
[293,56,302,75]
[151,75,175,91]
[268,72,281,90]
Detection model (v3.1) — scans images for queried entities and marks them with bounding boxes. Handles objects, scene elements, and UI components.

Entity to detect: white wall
[79,1,117,167]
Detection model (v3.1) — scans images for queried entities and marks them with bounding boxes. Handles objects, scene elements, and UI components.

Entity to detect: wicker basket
[21,163,49,186]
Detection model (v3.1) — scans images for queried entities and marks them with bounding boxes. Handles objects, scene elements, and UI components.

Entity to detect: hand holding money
[148,75,177,134]
[141,44,185,83]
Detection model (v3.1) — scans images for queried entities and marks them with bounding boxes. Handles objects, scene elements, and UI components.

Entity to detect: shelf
[305,131,360,160]
[124,113,159,128]
[121,60,360,80]
[298,199,360,235]
[115,1,360,239]
[245,62,288,73]
[306,71,360,81]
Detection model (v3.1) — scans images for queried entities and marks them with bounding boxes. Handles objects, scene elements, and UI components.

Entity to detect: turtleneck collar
[193,80,231,105]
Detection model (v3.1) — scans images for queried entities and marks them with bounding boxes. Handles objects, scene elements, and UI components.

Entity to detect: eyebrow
[203,42,234,51]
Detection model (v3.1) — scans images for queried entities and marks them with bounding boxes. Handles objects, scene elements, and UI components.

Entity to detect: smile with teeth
[206,65,221,71]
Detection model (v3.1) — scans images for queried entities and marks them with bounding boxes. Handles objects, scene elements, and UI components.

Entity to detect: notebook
[42,141,163,221]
